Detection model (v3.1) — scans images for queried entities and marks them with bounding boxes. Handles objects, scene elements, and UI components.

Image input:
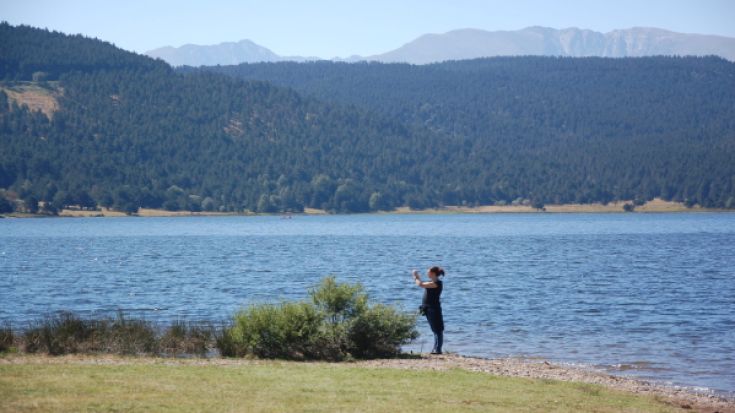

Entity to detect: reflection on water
[1,213,734,394]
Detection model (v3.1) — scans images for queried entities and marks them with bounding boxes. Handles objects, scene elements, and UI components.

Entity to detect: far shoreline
[2,198,732,218]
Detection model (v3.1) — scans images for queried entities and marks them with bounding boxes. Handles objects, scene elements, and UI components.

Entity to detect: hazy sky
[3,0,734,57]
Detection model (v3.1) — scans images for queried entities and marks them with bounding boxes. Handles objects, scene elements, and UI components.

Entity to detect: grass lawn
[0,358,687,413]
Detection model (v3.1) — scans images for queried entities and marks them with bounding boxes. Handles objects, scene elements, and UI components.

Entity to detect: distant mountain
[364,27,735,63]
[145,39,315,67]
[148,27,735,66]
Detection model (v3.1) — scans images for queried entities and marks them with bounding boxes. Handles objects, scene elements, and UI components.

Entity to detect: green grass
[0,358,685,413]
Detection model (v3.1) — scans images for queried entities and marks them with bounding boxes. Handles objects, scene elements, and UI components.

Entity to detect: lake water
[1,213,734,394]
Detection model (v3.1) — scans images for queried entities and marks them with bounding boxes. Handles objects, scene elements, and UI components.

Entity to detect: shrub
[229,301,323,360]
[348,304,418,358]
[215,322,244,357]
[310,276,368,325]
[219,276,418,360]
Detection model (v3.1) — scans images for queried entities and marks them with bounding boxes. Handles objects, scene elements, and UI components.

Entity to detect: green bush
[229,301,323,360]
[220,276,417,360]
[310,276,367,325]
[214,322,243,357]
[348,304,418,358]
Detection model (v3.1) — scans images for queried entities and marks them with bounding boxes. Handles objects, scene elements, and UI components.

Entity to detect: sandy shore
[50,207,327,217]
[2,353,732,412]
[394,198,721,214]
[2,198,728,218]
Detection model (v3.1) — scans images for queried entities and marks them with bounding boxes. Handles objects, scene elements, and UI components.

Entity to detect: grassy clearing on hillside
[0,81,60,119]
[0,357,686,413]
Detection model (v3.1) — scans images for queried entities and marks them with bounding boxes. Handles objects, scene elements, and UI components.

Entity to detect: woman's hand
[412,270,422,286]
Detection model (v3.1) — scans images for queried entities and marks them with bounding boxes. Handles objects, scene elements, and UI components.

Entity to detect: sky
[2,0,734,57]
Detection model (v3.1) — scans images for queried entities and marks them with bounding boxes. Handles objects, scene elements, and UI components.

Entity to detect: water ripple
[1,213,734,394]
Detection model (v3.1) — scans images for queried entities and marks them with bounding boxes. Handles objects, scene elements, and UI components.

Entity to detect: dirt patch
[1,82,61,119]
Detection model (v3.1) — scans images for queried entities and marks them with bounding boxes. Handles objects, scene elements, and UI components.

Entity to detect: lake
[1,213,734,394]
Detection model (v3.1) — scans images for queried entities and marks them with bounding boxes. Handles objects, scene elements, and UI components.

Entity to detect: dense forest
[196,58,735,209]
[0,23,459,214]
[1,23,734,214]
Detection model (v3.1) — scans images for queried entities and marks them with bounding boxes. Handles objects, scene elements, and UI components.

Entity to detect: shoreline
[2,199,731,219]
[2,353,733,412]
[354,353,735,413]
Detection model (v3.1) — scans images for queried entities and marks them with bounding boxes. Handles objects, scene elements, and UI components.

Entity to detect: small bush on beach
[348,304,418,359]
[222,276,417,360]
[229,301,324,359]
[214,322,242,357]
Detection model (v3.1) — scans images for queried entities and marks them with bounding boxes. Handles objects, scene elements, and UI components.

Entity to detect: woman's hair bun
[430,266,445,277]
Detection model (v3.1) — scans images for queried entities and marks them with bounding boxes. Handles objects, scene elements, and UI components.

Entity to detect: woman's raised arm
[412,269,437,288]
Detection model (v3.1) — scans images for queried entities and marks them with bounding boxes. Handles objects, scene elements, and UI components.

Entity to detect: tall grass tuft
[91,312,158,355]
[0,322,14,353]
[159,320,213,356]
[20,311,208,356]
[23,311,92,355]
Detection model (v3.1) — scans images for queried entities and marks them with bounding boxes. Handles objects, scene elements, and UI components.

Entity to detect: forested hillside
[1,23,734,215]
[198,58,735,208]
[0,23,459,214]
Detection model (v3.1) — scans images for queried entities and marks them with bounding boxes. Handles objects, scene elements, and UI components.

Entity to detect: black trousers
[425,306,444,353]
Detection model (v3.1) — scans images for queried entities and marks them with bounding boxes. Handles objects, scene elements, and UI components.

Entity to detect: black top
[422,279,443,308]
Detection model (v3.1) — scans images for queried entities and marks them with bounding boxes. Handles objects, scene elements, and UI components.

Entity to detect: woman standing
[413,266,445,354]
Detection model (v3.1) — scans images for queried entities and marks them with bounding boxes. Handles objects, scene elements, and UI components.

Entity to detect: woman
[412,266,445,354]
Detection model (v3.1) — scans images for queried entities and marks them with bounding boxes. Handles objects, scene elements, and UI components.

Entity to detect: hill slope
[197,57,735,208]
[0,23,460,214]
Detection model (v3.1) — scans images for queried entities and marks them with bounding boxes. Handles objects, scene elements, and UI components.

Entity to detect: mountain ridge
[146,26,735,66]
[146,39,318,66]
[365,26,735,63]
